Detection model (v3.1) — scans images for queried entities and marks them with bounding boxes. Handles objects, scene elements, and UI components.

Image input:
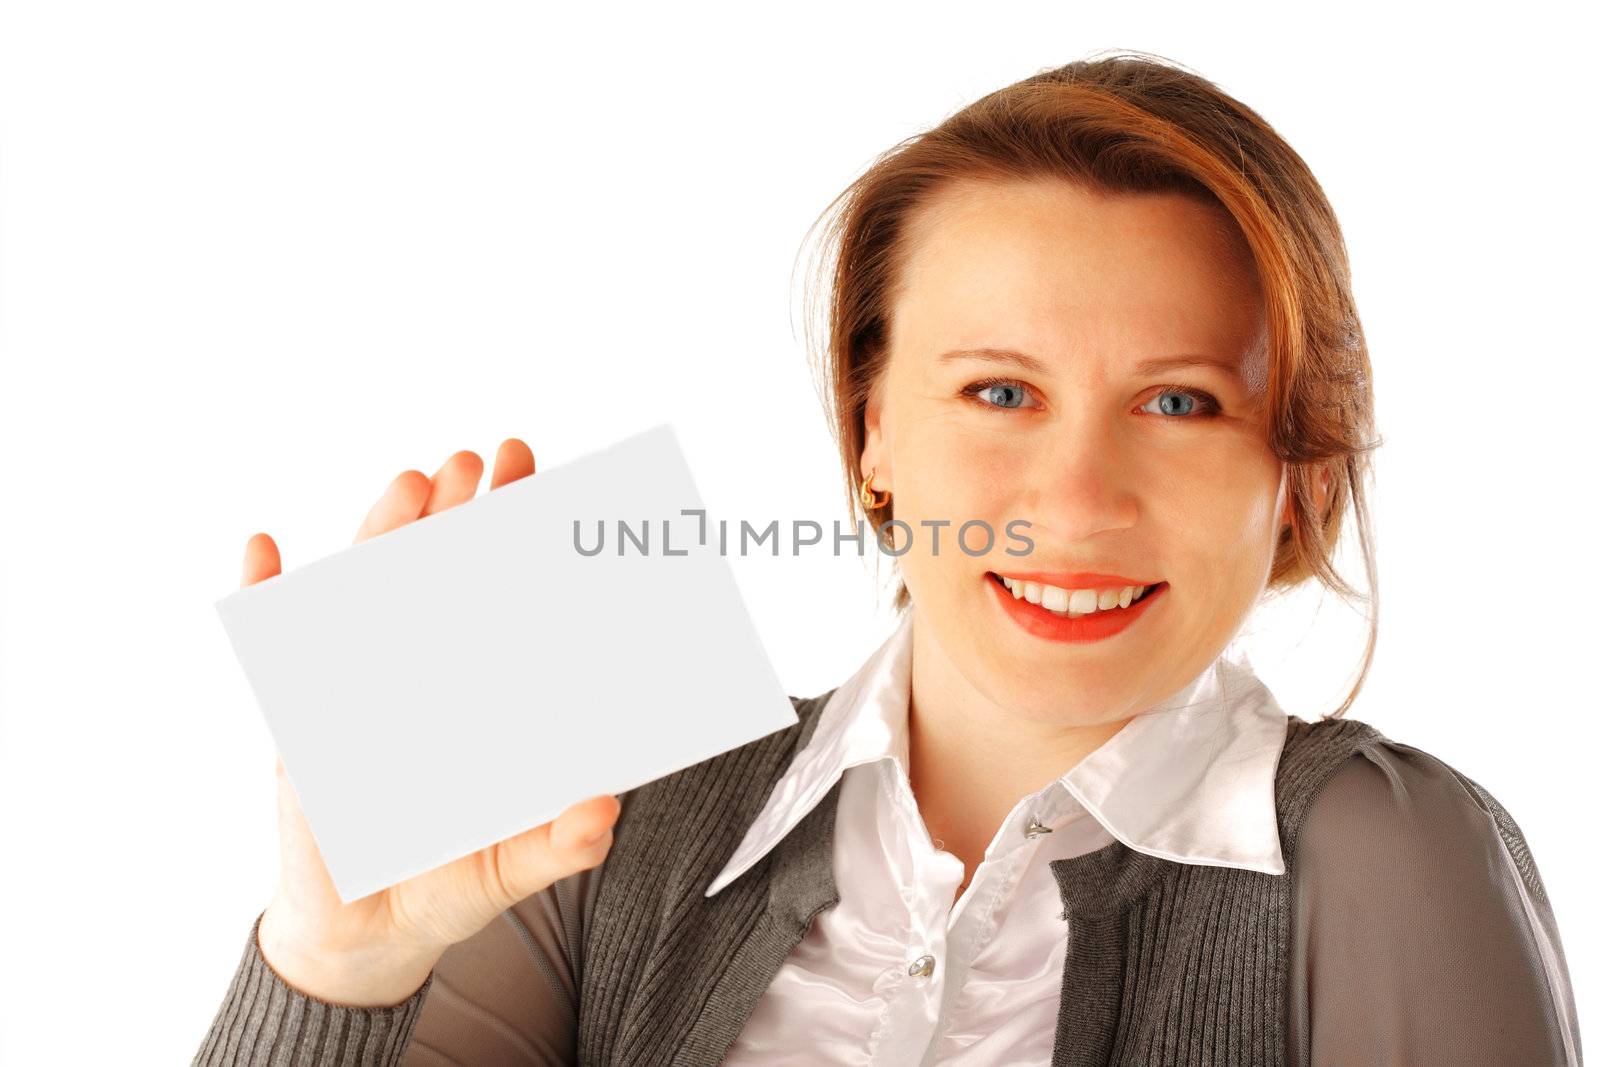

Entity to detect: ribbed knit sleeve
[193,866,597,1066]
[191,910,433,1065]
[1287,739,1583,1066]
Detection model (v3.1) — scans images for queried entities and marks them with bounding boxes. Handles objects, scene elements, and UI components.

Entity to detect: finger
[353,470,431,544]
[489,438,535,490]
[242,532,282,588]
[419,451,483,517]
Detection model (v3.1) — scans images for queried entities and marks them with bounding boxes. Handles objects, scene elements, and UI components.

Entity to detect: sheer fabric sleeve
[403,864,599,1065]
[192,866,599,1066]
[1287,738,1582,1066]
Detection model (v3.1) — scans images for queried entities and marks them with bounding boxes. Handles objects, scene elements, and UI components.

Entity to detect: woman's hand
[244,439,622,1007]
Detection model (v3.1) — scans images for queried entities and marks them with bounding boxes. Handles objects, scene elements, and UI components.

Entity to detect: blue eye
[959,379,1222,418]
[1141,387,1221,418]
[961,378,1037,410]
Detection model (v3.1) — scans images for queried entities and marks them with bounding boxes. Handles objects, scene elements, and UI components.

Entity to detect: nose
[1014,417,1139,544]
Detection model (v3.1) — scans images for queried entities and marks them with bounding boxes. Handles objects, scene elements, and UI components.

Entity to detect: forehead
[890,178,1265,371]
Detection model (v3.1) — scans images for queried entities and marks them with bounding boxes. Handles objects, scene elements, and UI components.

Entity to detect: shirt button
[1023,814,1053,839]
[907,954,937,978]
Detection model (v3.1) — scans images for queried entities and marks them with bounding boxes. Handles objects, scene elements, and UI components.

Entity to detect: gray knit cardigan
[195,690,1582,1065]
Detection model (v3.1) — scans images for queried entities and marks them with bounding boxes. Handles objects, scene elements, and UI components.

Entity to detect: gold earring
[859,467,890,511]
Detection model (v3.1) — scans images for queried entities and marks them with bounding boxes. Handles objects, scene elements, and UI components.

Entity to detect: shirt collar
[705,605,1288,898]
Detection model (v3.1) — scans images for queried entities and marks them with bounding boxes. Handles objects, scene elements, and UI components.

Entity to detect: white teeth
[997,575,1154,618]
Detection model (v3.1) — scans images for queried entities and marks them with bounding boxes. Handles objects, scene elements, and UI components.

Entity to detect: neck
[904,614,1135,865]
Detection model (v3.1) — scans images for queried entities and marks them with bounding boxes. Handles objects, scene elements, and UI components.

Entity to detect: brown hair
[799,50,1382,719]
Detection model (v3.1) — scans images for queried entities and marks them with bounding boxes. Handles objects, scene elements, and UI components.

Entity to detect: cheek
[896,423,1019,515]
[1214,446,1283,542]
[1161,461,1281,595]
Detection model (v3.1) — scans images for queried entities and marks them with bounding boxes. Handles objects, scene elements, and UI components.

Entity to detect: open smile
[985,571,1168,643]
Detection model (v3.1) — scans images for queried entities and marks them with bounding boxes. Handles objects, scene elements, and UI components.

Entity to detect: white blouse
[704,606,1292,1066]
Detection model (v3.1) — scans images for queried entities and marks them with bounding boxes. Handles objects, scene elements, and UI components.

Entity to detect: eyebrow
[937,347,1242,381]
[936,347,1050,373]
[1132,354,1245,381]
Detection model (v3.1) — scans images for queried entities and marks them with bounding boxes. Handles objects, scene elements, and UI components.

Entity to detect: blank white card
[215,423,797,903]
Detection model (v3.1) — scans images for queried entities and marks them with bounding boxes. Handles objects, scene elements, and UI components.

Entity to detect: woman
[195,53,1581,1065]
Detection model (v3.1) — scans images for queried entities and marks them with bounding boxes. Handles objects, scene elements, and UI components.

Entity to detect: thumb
[485,796,620,907]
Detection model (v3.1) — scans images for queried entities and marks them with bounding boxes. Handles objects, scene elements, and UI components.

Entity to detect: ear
[1280,462,1332,531]
[860,387,893,491]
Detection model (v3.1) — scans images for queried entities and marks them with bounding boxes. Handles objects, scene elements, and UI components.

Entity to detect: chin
[970,651,1147,724]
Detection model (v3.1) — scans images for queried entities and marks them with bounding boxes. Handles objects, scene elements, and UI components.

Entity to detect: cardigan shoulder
[1285,730,1582,1065]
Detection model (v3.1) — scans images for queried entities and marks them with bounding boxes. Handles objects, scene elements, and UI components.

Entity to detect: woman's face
[861,177,1292,725]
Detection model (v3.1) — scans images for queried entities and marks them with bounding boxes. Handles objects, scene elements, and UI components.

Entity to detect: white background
[1,2,1593,1061]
